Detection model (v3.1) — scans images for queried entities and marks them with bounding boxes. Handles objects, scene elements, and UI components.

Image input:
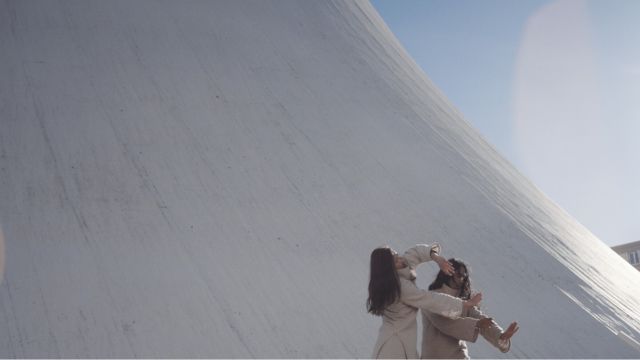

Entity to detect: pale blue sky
[371,0,639,246]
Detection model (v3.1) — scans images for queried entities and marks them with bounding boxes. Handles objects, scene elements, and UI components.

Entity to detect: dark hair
[367,247,401,316]
[428,258,471,300]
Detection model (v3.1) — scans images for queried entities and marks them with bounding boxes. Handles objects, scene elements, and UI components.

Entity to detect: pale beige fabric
[421,284,510,359]
[372,244,464,359]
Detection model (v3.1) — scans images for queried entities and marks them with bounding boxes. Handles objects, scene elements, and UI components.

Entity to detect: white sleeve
[401,279,462,319]
[468,307,511,353]
[402,243,440,268]
[497,337,511,353]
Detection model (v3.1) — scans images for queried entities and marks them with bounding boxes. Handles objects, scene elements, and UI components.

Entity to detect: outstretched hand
[432,254,454,275]
[463,292,482,309]
[500,322,519,341]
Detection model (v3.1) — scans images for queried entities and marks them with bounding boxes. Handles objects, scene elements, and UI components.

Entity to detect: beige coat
[421,284,510,359]
[372,244,464,359]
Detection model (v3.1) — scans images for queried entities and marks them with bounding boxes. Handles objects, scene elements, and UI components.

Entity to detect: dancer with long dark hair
[421,258,519,359]
[368,245,482,359]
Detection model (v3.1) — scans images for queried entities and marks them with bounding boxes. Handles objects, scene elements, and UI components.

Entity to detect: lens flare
[513,0,626,244]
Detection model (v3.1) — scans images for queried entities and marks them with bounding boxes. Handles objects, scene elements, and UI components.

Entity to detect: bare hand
[433,254,454,275]
[476,317,493,329]
[463,292,482,309]
[499,322,519,340]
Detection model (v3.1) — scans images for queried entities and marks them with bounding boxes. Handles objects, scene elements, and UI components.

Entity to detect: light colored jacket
[372,244,464,359]
[421,284,510,359]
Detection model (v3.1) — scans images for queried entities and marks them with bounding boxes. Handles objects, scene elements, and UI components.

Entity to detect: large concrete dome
[1,0,639,357]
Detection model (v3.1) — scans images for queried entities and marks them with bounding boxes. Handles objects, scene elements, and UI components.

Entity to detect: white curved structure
[0,0,638,357]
